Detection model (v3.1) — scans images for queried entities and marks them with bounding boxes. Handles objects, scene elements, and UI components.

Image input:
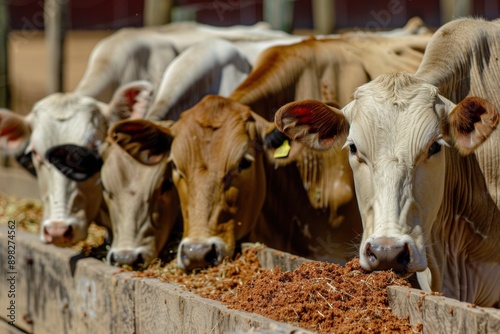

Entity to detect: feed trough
[1,166,500,333]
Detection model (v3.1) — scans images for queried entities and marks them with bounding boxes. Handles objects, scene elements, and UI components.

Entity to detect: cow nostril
[133,253,145,269]
[109,253,118,266]
[63,225,73,239]
[364,238,410,272]
[109,250,139,267]
[365,243,378,264]
[396,244,411,266]
[204,244,219,266]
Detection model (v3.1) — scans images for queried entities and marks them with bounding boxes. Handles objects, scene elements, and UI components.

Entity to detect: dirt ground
[7,30,113,116]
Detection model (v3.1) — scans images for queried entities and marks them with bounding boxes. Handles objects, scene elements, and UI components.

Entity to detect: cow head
[48,119,180,267]
[275,72,498,274]
[115,95,295,271]
[0,80,154,246]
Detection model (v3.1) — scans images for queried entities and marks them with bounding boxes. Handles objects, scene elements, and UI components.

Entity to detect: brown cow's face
[170,96,267,271]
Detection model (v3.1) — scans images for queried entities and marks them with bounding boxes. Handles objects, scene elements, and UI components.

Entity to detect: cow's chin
[40,218,88,247]
[176,237,231,271]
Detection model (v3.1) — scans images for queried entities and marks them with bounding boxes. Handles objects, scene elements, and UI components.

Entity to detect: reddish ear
[109,119,172,165]
[105,81,154,124]
[448,96,499,155]
[0,109,31,154]
[274,100,349,150]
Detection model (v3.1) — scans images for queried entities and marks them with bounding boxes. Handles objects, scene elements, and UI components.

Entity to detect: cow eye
[99,179,113,199]
[171,161,182,177]
[238,157,252,171]
[349,143,357,154]
[428,141,441,157]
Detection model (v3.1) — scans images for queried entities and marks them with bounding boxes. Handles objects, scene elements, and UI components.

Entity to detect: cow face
[116,95,288,271]
[0,81,153,246]
[275,73,498,275]
[100,121,179,267]
[48,120,180,267]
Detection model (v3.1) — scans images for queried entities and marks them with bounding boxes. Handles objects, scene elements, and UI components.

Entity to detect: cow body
[146,36,305,121]
[275,18,500,307]
[75,22,291,103]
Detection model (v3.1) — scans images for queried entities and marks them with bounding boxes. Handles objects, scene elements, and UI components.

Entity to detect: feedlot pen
[1,28,500,334]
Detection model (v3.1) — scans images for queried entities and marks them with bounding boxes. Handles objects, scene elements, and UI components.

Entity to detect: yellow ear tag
[273,139,291,159]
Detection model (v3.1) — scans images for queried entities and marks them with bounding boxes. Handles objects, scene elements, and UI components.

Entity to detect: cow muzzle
[108,248,148,268]
[42,221,76,246]
[177,238,226,271]
[362,236,413,273]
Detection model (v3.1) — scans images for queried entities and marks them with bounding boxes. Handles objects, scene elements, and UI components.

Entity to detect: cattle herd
[1,16,499,308]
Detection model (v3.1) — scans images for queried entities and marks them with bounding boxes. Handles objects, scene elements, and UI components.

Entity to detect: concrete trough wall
[1,231,500,334]
[0,228,312,334]
[1,168,499,333]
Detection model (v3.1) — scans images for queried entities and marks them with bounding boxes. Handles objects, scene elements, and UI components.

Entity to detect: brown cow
[106,95,358,271]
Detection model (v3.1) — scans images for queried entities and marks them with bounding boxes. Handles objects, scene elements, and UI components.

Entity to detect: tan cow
[107,96,312,271]
[274,18,500,307]
[99,120,180,266]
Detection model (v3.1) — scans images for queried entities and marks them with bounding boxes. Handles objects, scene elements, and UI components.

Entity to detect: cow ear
[105,80,154,124]
[45,144,103,182]
[448,96,499,155]
[109,119,173,165]
[274,99,349,151]
[15,150,37,177]
[263,127,303,164]
[0,109,32,155]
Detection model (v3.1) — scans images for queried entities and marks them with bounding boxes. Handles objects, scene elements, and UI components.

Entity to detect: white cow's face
[343,77,449,273]
[274,72,498,275]
[0,81,154,247]
[29,93,108,246]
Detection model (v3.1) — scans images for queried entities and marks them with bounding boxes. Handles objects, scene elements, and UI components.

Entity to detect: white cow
[275,18,500,307]
[146,35,304,121]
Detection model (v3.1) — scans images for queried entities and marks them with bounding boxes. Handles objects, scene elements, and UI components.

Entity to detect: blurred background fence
[0,0,498,115]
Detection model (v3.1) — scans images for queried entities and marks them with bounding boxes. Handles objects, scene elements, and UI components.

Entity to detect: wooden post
[144,0,173,26]
[440,0,472,24]
[0,1,9,108]
[263,0,296,32]
[312,0,336,34]
[44,0,68,94]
